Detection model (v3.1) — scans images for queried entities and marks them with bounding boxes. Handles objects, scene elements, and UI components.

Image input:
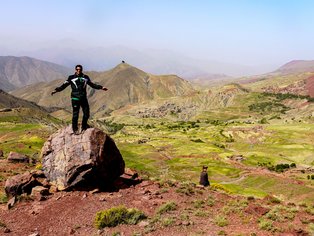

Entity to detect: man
[51,65,108,134]
[199,166,210,187]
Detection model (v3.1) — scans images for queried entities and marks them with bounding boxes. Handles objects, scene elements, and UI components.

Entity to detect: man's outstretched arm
[51,79,71,95]
[86,76,108,91]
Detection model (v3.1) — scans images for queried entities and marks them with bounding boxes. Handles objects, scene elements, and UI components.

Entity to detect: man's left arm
[86,75,108,91]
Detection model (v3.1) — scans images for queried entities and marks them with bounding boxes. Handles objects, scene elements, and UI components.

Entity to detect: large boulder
[41,126,125,190]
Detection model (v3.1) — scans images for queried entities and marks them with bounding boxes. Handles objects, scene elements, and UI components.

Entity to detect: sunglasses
[76,68,82,71]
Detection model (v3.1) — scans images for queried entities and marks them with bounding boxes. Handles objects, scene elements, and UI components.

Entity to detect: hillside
[0,89,48,111]
[238,69,314,99]
[274,60,314,74]
[0,56,71,91]
[11,63,195,116]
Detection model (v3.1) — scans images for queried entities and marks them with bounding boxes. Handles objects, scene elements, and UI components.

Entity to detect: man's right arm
[51,78,71,95]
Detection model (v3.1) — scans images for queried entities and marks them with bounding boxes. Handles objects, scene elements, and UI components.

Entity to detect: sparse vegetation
[258,218,274,231]
[156,201,177,215]
[94,206,147,229]
[257,162,296,173]
[214,215,229,227]
[176,182,195,196]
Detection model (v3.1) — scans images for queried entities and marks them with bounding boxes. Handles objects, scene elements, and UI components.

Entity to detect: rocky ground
[0,177,313,236]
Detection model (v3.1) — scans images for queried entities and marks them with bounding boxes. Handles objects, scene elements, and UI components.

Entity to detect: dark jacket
[55,73,103,100]
[199,171,210,186]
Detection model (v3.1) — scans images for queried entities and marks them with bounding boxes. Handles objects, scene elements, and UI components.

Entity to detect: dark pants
[71,97,90,131]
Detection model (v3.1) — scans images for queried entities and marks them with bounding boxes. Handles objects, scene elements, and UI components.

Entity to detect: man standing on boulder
[51,65,108,134]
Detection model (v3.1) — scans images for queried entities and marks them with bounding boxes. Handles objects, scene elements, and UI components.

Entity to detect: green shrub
[210,183,231,194]
[194,209,209,217]
[0,220,6,228]
[161,217,176,227]
[258,218,274,231]
[207,196,215,207]
[94,205,146,229]
[157,201,177,215]
[192,199,205,209]
[265,195,281,204]
[308,223,314,234]
[214,215,229,227]
[0,194,8,204]
[176,182,195,195]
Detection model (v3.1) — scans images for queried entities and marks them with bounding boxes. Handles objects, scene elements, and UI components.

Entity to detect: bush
[157,201,177,215]
[0,194,8,204]
[176,182,195,195]
[210,183,231,194]
[94,205,146,229]
[258,218,274,231]
[214,215,229,227]
[192,199,205,209]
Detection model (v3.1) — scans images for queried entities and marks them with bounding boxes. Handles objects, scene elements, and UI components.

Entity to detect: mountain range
[1,55,314,121]
[10,63,195,116]
[0,56,71,91]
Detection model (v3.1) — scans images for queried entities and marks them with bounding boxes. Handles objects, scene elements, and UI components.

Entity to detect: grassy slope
[110,89,314,204]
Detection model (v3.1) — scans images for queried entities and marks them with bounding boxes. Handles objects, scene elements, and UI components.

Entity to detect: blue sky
[1,0,314,66]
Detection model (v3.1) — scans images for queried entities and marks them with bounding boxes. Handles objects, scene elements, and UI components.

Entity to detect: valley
[0,58,314,234]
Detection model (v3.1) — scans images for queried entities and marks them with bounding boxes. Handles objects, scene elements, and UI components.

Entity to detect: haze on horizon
[1,0,314,72]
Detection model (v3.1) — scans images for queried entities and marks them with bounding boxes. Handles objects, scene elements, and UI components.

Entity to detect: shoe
[73,130,80,135]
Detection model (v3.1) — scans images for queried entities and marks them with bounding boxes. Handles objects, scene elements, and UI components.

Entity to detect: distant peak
[112,62,142,72]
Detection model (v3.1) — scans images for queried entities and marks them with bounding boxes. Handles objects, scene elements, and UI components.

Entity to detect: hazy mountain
[0,56,71,91]
[11,63,195,116]
[14,41,276,77]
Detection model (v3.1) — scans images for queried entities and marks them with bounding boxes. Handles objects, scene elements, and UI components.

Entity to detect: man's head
[75,65,83,74]
[202,165,208,171]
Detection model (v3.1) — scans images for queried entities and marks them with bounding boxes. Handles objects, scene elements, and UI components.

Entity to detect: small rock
[138,221,149,227]
[69,228,75,234]
[89,188,100,194]
[49,185,58,194]
[82,193,88,199]
[7,151,30,163]
[4,228,11,233]
[7,196,16,210]
[97,229,104,235]
[28,232,40,236]
[143,190,151,195]
[182,221,190,226]
[31,186,49,201]
[99,196,106,201]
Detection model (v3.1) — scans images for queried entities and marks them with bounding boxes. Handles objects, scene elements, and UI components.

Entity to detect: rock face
[41,126,125,190]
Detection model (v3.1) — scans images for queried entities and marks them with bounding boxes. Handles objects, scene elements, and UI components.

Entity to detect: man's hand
[51,90,57,96]
[102,87,108,91]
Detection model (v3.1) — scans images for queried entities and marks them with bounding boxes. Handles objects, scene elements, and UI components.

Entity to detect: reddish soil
[306,76,314,98]
[0,178,313,236]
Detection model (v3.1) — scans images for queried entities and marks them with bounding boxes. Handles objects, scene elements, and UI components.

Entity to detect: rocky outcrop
[7,151,30,163]
[5,171,45,198]
[41,126,125,191]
